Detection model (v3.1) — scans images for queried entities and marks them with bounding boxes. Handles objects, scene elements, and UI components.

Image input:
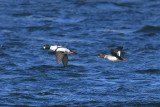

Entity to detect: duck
[42,45,77,67]
[98,47,128,61]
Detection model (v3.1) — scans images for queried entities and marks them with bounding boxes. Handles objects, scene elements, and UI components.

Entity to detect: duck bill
[70,51,77,54]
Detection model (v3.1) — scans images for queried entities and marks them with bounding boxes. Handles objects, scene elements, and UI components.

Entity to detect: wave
[135,25,160,33]
[0,53,10,57]
[135,69,160,74]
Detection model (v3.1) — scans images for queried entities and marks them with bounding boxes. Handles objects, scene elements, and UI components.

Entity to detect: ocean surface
[0,0,160,106]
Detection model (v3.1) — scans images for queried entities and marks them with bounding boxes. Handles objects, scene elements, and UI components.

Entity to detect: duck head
[98,54,106,58]
[42,45,50,49]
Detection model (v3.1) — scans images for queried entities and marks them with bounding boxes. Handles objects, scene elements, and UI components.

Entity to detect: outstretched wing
[62,54,68,67]
[110,47,123,57]
[56,51,64,64]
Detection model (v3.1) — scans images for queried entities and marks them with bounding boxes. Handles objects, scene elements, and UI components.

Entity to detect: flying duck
[42,45,77,67]
[98,47,128,61]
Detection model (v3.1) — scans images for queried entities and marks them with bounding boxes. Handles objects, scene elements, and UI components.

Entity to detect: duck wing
[56,51,64,64]
[62,54,68,67]
[110,47,123,57]
[110,47,124,60]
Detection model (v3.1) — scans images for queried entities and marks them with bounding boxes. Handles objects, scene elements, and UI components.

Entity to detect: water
[0,0,160,106]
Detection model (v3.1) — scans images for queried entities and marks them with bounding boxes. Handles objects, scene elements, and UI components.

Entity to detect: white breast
[50,46,58,51]
[105,55,119,61]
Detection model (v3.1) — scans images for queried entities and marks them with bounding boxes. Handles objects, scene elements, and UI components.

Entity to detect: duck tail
[122,57,128,61]
[70,51,77,54]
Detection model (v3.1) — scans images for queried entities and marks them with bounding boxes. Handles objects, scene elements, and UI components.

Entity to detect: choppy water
[0,0,160,106]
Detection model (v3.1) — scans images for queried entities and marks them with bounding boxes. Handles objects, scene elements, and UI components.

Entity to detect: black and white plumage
[43,45,77,67]
[98,47,128,61]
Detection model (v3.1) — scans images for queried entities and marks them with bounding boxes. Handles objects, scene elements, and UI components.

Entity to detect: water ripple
[136,25,160,33]
[1,0,160,106]
[135,69,160,74]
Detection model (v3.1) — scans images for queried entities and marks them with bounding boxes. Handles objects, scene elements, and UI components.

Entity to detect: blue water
[0,0,160,106]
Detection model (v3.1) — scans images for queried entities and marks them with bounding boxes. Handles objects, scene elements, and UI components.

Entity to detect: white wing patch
[117,51,121,56]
